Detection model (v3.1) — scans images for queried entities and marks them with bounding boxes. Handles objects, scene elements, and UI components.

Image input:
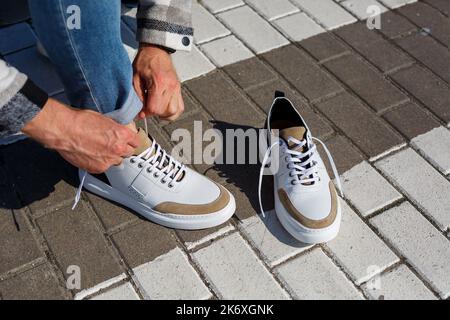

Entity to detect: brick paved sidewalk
[1,0,449,300]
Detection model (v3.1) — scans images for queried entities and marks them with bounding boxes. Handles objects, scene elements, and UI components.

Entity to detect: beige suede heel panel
[153,184,230,215]
[278,181,338,229]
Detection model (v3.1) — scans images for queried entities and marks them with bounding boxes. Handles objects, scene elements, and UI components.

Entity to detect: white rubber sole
[274,190,341,244]
[83,173,236,230]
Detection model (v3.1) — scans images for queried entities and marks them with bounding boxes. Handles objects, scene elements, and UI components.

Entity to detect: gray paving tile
[0,263,65,300]
[193,2,230,44]
[200,35,254,67]
[246,0,299,20]
[177,223,234,250]
[324,54,408,112]
[263,45,343,101]
[390,65,450,125]
[379,10,417,38]
[224,57,277,90]
[36,203,123,291]
[274,12,325,42]
[315,93,405,159]
[423,0,450,16]
[341,0,388,20]
[378,0,418,9]
[299,32,349,63]
[201,0,244,13]
[0,23,36,55]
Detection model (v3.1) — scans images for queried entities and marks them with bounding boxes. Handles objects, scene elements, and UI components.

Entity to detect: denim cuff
[105,89,142,125]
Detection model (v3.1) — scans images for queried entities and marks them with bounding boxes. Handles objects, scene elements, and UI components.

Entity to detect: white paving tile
[341,161,402,216]
[291,0,357,30]
[184,224,235,250]
[193,2,230,44]
[275,249,363,300]
[362,264,436,300]
[133,247,211,300]
[218,6,289,54]
[192,232,289,299]
[378,0,417,9]
[340,0,388,20]
[0,23,36,55]
[91,282,140,300]
[200,35,254,67]
[239,210,312,267]
[411,127,450,175]
[172,45,215,82]
[201,0,244,14]
[274,12,325,42]
[245,0,299,20]
[5,47,64,95]
[325,200,399,284]
[371,202,450,299]
[375,148,450,231]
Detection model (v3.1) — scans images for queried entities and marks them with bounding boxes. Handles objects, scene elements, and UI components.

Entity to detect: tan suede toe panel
[278,182,338,229]
[153,184,230,215]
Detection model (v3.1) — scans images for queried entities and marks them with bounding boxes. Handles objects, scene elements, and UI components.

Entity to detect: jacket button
[182,36,190,46]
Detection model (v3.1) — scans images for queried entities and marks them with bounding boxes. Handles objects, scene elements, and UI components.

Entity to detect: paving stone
[86,192,138,233]
[0,23,36,55]
[201,0,244,13]
[217,6,289,54]
[336,22,413,73]
[37,203,123,291]
[192,232,289,299]
[263,45,343,101]
[91,282,140,300]
[390,65,450,125]
[423,0,450,16]
[0,188,42,275]
[324,55,408,112]
[371,202,450,298]
[341,0,388,20]
[193,2,230,44]
[4,46,64,95]
[341,161,402,216]
[399,2,450,47]
[319,135,366,176]
[396,33,450,83]
[291,0,357,30]
[382,102,440,140]
[275,249,363,299]
[240,210,312,267]
[246,81,334,139]
[177,223,235,250]
[274,12,325,42]
[200,35,254,67]
[378,0,417,9]
[246,0,299,20]
[224,57,277,90]
[375,148,450,230]
[186,71,264,127]
[362,264,436,300]
[133,247,211,300]
[112,221,178,269]
[0,263,65,300]
[2,139,77,215]
[379,10,417,38]
[325,200,399,284]
[315,93,405,159]
[74,273,126,300]
[411,126,450,175]
[172,46,215,82]
[299,32,350,63]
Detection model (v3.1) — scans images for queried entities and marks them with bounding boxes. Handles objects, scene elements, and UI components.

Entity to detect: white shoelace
[72,119,184,209]
[258,136,343,218]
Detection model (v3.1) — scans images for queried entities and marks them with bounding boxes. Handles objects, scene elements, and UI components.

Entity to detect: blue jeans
[28,0,142,124]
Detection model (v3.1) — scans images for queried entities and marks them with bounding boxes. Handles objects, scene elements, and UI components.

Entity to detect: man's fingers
[122,145,135,158]
[133,75,145,102]
[160,93,184,121]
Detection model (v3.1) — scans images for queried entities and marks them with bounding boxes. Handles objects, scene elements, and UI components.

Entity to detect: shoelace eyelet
[146,168,152,173]
[168,183,174,188]
[130,158,136,164]
[161,179,167,184]
[153,172,160,178]
[138,163,144,168]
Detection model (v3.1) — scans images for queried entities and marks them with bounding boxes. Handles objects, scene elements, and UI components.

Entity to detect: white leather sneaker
[74,128,236,230]
[259,92,343,244]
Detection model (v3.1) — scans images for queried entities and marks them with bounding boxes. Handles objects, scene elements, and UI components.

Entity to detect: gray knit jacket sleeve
[137,0,193,52]
[0,59,48,139]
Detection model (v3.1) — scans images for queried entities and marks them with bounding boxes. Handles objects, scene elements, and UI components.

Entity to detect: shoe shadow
[208,120,307,247]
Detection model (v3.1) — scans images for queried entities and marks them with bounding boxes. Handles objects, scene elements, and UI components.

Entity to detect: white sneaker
[259,92,343,244]
[74,128,236,230]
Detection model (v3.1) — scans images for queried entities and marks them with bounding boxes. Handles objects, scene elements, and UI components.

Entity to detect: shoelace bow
[72,119,185,210]
[258,136,343,218]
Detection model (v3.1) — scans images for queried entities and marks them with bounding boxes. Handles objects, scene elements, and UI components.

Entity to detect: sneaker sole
[274,189,341,244]
[83,172,236,230]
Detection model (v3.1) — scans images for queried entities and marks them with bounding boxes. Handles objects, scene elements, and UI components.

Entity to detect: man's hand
[22,98,141,173]
[133,44,184,121]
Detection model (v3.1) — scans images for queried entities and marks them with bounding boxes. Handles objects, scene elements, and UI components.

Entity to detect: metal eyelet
[146,168,152,173]
[161,179,167,184]
[138,163,144,168]
[168,183,174,188]
[130,158,136,164]
[153,172,159,178]
[291,180,297,186]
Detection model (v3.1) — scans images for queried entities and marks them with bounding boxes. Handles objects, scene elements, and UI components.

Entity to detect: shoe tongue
[133,128,153,156]
[280,127,307,149]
